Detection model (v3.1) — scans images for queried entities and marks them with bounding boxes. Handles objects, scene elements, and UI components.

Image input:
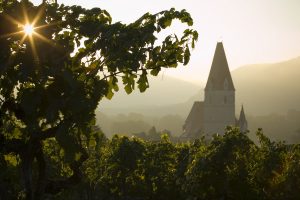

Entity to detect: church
[181,42,247,139]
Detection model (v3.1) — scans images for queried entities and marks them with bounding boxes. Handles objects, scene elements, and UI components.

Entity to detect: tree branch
[34,143,47,200]
[44,147,88,195]
[39,126,60,140]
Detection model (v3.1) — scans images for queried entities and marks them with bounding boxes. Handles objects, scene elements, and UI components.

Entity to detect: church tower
[237,105,248,132]
[181,42,247,139]
[203,42,236,134]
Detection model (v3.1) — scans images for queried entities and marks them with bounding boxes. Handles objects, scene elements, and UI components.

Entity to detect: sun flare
[23,24,34,36]
[1,5,56,63]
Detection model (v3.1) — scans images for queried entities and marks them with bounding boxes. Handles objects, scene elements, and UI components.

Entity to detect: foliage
[2,1,299,200]
[2,112,300,200]
[0,0,197,199]
[133,126,178,143]
[12,127,300,200]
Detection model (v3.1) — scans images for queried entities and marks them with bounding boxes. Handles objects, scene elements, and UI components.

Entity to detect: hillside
[97,56,300,138]
[99,56,300,117]
[98,75,202,117]
[232,56,300,115]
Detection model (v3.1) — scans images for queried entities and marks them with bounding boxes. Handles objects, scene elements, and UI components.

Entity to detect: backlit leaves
[0,1,198,198]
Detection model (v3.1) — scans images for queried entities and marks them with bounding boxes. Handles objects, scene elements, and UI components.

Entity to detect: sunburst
[23,24,35,36]
[1,4,55,62]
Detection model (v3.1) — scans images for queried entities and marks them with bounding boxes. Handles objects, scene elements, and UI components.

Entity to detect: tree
[0,0,197,199]
[185,127,258,199]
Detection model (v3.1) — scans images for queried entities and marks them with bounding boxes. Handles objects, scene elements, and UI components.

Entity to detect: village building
[182,42,247,139]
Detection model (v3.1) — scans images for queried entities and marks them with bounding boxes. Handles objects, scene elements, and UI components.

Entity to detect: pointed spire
[239,105,246,123]
[205,42,235,91]
[238,105,248,132]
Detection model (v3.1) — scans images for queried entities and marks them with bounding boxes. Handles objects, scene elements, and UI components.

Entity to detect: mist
[97,56,300,142]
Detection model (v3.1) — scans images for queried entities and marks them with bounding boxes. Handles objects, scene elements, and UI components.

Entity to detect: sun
[23,24,35,36]
[1,5,56,63]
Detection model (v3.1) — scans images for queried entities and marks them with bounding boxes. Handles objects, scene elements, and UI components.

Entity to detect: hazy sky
[32,0,300,85]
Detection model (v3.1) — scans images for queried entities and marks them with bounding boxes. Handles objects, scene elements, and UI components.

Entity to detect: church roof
[182,101,204,138]
[205,42,235,91]
[185,101,204,123]
[238,105,247,123]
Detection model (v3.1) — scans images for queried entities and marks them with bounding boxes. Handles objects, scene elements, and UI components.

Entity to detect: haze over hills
[97,56,300,139]
[99,56,300,116]
[99,75,202,117]
[97,75,202,136]
[232,56,300,115]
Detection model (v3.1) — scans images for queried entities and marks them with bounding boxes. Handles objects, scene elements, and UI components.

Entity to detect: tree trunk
[20,143,35,200]
[33,143,46,200]
[20,138,44,200]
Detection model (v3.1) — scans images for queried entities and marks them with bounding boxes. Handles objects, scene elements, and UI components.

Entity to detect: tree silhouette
[0,0,197,199]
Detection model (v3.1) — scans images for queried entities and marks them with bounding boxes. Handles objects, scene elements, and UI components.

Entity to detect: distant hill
[97,56,300,138]
[98,75,202,117]
[99,56,300,117]
[97,75,202,137]
[166,55,300,116]
[232,56,300,115]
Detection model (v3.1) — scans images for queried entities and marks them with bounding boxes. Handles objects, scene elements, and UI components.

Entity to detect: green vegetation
[0,0,197,199]
[1,1,299,200]
[2,127,300,199]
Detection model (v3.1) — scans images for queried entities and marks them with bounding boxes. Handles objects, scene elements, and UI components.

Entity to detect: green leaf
[137,70,149,92]
[108,76,119,92]
[150,68,161,76]
[164,18,172,27]
[187,20,193,26]
[183,46,191,65]
[106,89,114,100]
[124,84,132,94]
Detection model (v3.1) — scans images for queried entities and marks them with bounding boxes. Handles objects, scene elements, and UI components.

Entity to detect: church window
[224,96,227,104]
[224,78,229,90]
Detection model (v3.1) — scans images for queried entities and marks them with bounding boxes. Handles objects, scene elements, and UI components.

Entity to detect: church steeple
[239,105,246,122]
[182,42,240,138]
[205,42,235,91]
[238,105,248,132]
